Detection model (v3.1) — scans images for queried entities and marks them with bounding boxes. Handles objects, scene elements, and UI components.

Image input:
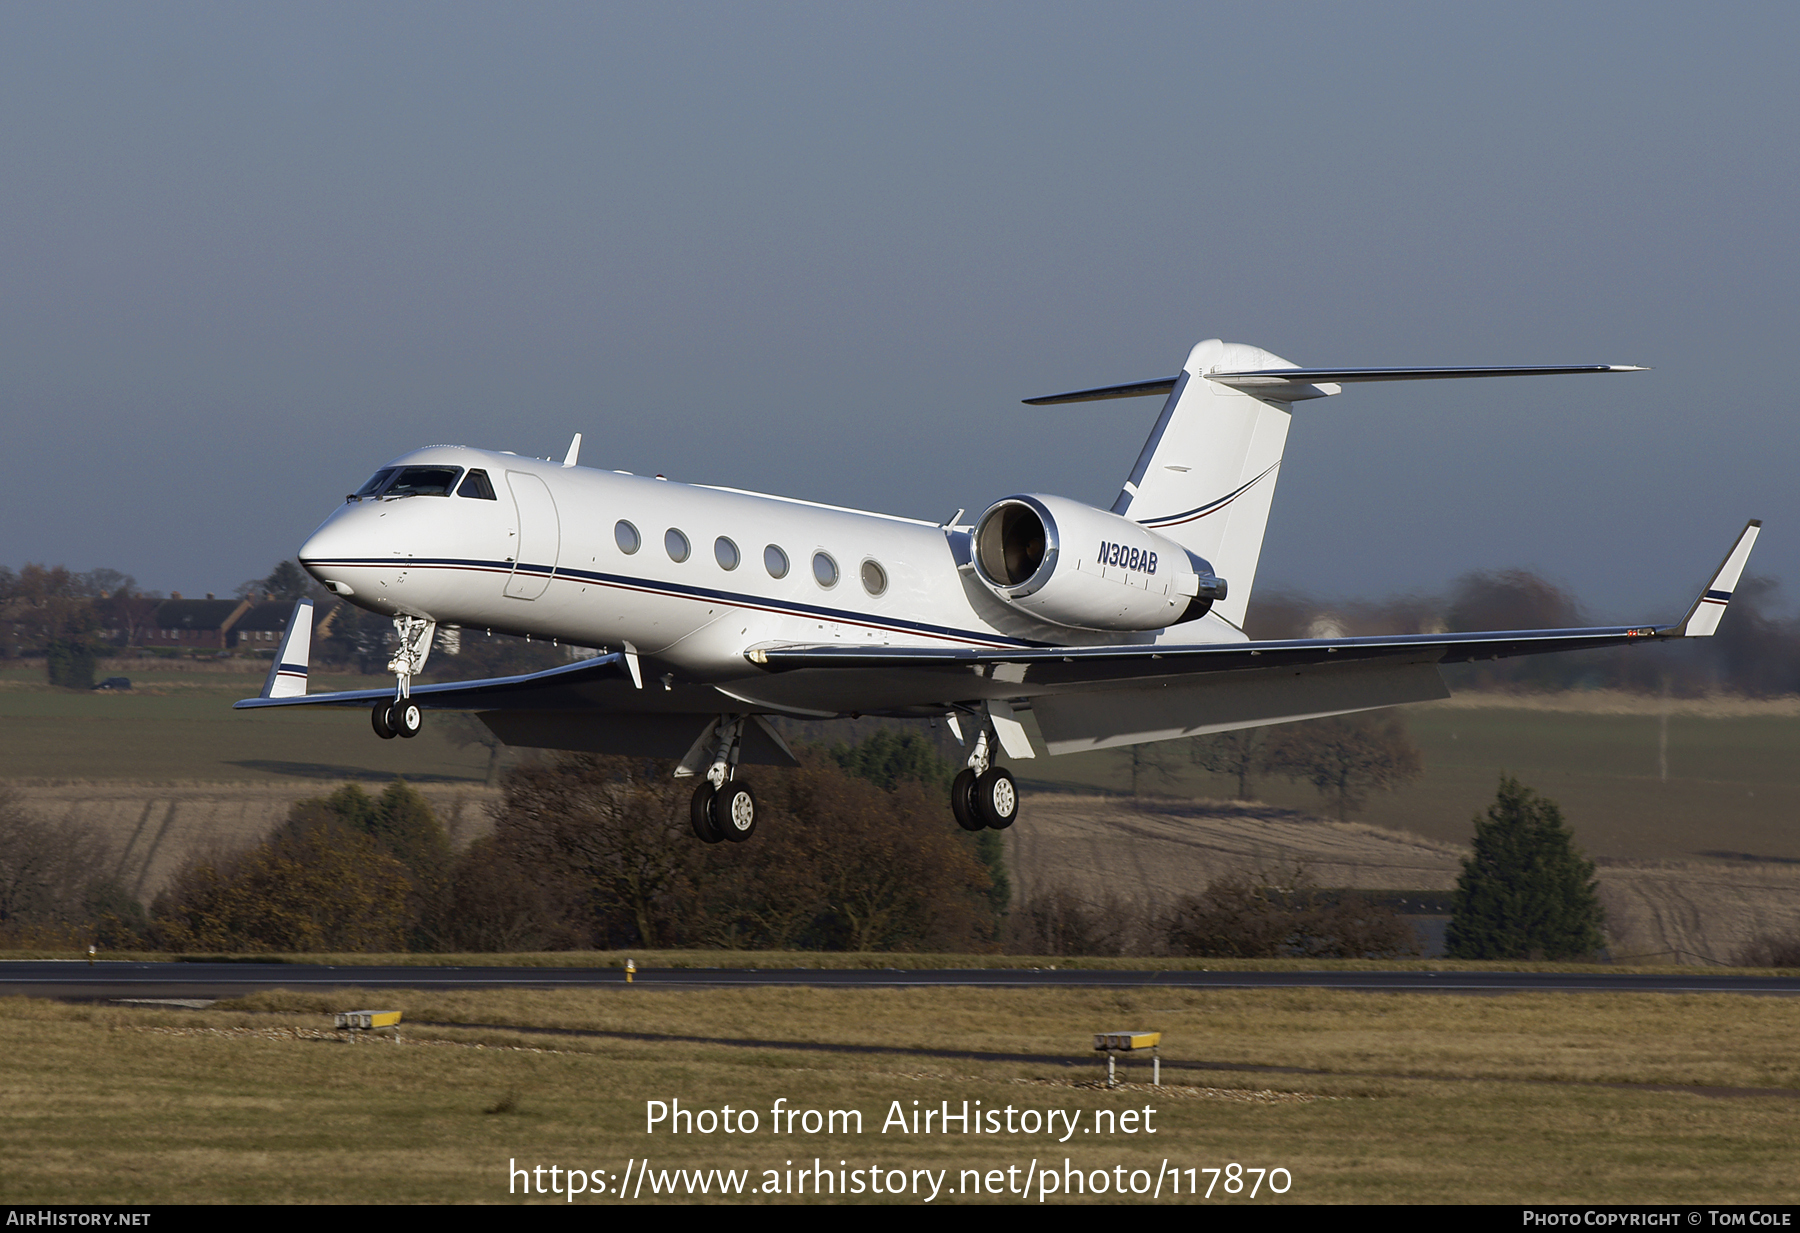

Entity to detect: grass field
[0,660,490,784]
[1018,696,1800,864]
[5,664,1795,1203]
[5,662,1798,866]
[3,985,1798,1204]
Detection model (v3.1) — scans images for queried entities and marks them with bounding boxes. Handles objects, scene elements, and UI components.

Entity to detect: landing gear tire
[690,782,724,844]
[973,767,1019,830]
[388,700,422,738]
[712,781,757,843]
[950,768,983,831]
[371,703,397,740]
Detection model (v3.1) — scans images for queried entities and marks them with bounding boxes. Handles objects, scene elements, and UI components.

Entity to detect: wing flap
[1032,659,1449,754]
[746,624,1671,688]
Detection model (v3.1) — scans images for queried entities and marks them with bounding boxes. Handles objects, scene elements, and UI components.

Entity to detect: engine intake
[971,494,1225,631]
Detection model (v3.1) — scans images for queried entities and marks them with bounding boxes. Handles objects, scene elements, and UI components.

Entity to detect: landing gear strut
[371,615,435,742]
[948,709,1019,830]
[689,716,757,843]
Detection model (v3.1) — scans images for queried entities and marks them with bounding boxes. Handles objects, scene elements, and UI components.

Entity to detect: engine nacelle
[970,494,1227,632]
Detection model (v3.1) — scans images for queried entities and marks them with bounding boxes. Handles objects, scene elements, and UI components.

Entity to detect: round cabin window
[860,559,888,596]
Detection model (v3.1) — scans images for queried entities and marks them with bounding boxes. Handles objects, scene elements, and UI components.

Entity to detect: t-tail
[1027,341,1647,631]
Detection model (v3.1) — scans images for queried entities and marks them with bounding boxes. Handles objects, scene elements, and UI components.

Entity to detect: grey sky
[3,2,1794,621]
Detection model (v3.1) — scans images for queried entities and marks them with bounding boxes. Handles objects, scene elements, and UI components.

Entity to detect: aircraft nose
[298,507,380,594]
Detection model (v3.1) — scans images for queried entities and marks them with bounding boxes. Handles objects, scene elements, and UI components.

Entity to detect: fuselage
[297,445,1240,681]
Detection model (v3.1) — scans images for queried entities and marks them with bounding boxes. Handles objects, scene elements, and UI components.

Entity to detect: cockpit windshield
[457,469,497,500]
[347,465,464,502]
[352,469,397,499]
[385,466,463,497]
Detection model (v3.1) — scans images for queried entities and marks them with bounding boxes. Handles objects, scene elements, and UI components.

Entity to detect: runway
[5,960,1799,1001]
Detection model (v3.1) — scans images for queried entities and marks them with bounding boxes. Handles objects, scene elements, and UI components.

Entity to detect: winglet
[1676,521,1763,637]
[562,432,582,468]
[259,599,314,698]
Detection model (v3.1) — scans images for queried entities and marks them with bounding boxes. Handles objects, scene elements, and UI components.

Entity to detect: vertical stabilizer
[1114,339,1303,629]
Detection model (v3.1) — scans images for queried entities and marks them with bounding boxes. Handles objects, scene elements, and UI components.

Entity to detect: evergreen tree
[1445,776,1605,959]
[827,728,1009,917]
[279,781,452,902]
[827,728,953,791]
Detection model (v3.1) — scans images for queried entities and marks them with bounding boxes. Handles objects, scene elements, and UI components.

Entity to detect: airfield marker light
[1094,1030,1162,1088]
[626,959,636,984]
[87,945,95,965]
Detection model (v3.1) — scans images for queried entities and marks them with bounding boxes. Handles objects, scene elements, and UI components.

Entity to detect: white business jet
[238,338,1761,845]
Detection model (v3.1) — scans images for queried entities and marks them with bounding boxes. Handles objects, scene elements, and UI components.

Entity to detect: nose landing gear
[372,698,423,740]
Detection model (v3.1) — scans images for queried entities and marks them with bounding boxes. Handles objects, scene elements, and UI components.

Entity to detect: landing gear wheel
[690,782,723,843]
[950,768,983,831]
[388,700,422,738]
[371,703,397,740]
[973,767,1019,830]
[712,781,757,843]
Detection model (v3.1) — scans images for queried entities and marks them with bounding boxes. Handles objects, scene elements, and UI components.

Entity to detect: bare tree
[1125,741,1184,798]
[1002,883,1142,956]
[1189,727,1269,799]
[1165,864,1419,959]
[0,790,114,940]
[492,755,698,948]
[1261,712,1423,821]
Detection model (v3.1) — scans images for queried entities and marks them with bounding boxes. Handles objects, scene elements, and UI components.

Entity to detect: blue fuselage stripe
[300,556,1052,649]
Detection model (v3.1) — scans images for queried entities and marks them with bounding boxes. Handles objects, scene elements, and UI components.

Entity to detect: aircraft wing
[727,620,1669,755]
[747,518,1761,685]
[728,521,1761,753]
[233,649,637,711]
[745,622,1670,681]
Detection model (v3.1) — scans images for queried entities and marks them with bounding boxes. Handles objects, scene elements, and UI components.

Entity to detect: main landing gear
[370,615,435,742]
[371,698,422,740]
[690,716,757,844]
[692,779,757,844]
[949,714,1019,831]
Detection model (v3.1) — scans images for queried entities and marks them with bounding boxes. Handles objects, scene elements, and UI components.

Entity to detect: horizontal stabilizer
[1025,364,1644,405]
[1023,378,1179,406]
[1210,363,1645,391]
